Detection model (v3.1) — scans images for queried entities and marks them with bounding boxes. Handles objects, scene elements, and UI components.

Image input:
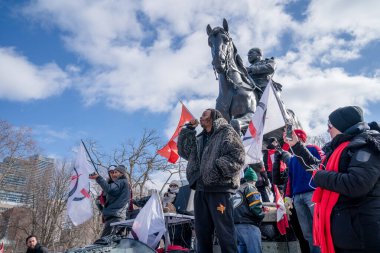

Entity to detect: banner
[158,103,194,163]
[243,81,289,164]
[67,144,95,226]
[130,191,166,248]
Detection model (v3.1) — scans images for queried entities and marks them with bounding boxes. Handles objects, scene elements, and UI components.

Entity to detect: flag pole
[269,80,291,124]
[178,99,196,119]
[81,139,99,174]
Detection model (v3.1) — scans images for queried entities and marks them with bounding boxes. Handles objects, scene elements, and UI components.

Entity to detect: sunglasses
[169,184,178,187]
[109,170,119,174]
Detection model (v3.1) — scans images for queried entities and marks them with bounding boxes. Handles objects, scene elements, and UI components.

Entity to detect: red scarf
[312,141,349,253]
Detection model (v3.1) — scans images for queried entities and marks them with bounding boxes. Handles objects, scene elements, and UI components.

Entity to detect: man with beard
[178,108,245,253]
[25,236,48,253]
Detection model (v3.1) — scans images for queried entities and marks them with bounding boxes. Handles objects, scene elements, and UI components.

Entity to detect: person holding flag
[178,108,245,253]
[89,164,130,237]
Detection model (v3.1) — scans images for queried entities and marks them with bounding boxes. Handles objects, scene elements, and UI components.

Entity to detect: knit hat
[116,165,127,175]
[169,180,182,187]
[328,106,363,133]
[294,129,307,143]
[244,167,258,182]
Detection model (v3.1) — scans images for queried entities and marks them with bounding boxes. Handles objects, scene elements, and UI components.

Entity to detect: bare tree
[86,129,176,198]
[0,120,37,188]
[1,128,180,253]
[307,132,330,148]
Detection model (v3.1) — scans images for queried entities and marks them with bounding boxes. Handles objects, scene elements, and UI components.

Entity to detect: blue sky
[1,0,380,161]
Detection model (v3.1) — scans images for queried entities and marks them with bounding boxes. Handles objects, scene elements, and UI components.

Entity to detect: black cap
[328,106,363,133]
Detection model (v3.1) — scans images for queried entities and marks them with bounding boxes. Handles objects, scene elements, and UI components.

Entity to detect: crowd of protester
[21,106,379,253]
[177,106,380,253]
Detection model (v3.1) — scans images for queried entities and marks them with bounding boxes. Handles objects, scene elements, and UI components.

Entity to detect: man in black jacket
[286,106,380,253]
[25,235,48,253]
[178,108,245,253]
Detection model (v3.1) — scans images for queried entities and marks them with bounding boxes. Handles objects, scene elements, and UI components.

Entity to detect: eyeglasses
[169,184,178,187]
[109,170,119,174]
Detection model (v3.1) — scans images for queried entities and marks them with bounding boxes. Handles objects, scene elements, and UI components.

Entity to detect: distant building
[0,155,55,251]
[0,155,54,211]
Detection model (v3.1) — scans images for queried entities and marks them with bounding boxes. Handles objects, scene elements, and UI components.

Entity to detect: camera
[285,124,293,141]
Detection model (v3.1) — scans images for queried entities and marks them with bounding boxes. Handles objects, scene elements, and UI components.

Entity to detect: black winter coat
[292,123,380,252]
[26,244,48,253]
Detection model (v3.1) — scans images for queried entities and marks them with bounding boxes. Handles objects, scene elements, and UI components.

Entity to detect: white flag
[243,81,288,165]
[67,144,95,226]
[130,191,166,248]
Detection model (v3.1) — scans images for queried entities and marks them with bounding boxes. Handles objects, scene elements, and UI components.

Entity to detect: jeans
[293,191,320,253]
[235,224,262,253]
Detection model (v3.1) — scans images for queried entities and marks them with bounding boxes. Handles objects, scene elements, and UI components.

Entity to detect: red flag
[158,104,194,163]
[274,185,289,235]
[0,242,4,253]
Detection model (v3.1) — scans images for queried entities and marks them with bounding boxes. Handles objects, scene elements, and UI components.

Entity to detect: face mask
[169,187,179,193]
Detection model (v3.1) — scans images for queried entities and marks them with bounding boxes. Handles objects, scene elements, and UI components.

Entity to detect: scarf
[312,141,349,253]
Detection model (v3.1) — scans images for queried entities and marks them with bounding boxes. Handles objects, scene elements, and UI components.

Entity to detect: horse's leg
[216,95,231,122]
[230,87,257,134]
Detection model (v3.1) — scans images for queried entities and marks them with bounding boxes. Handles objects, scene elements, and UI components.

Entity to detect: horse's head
[206,19,234,74]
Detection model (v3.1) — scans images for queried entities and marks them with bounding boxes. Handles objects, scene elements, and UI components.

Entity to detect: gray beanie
[109,165,127,175]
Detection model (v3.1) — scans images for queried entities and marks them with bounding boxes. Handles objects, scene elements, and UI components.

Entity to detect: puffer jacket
[292,122,380,251]
[177,118,245,192]
[96,175,130,219]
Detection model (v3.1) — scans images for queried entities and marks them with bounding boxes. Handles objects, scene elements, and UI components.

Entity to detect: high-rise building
[0,155,54,212]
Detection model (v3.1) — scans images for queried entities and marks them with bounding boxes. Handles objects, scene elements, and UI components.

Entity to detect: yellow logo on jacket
[217,203,225,214]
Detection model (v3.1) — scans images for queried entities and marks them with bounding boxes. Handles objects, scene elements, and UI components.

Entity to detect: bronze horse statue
[207,19,259,133]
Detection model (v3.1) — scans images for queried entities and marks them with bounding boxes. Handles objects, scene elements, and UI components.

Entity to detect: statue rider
[247,48,280,100]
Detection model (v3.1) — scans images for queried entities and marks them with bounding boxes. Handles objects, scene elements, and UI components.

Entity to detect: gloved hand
[284,197,293,209]
[274,149,283,163]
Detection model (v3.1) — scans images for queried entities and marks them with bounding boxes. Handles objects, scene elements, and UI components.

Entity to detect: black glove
[274,149,283,162]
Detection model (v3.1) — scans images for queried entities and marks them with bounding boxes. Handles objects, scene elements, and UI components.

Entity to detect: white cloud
[21,0,293,113]
[0,47,70,101]
[5,0,380,137]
